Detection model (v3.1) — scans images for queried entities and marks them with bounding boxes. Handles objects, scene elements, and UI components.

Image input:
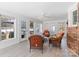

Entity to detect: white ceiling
[0,2,75,20]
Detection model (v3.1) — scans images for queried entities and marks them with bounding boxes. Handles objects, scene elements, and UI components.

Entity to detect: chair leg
[41,45,43,54]
[49,43,51,47]
[42,47,43,54]
[30,46,31,52]
[57,43,61,48]
[49,40,51,47]
[30,49,31,52]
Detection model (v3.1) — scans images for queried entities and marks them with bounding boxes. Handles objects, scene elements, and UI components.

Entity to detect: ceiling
[0,2,75,20]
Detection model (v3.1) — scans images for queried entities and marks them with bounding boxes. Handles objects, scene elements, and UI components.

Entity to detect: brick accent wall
[67,27,79,55]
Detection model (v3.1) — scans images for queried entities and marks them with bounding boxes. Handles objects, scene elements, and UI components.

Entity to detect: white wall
[68,3,77,27]
[43,20,67,30]
[42,19,67,37]
[34,21,43,35]
[0,9,30,49]
[28,18,43,35]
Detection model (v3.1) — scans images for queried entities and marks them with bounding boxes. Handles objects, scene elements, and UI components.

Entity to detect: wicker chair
[43,30,50,37]
[49,32,64,47]
[29,35,44,53]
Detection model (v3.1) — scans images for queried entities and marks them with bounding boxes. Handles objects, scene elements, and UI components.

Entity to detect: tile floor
[0,37,78,57]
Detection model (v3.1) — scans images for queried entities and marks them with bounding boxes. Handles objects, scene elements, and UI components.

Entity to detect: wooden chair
[29,35,44,53]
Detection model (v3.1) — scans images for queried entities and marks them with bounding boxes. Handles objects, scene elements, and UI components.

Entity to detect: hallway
[0,38,77,57]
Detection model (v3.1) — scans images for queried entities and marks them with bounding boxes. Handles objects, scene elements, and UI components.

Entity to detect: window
[0,15,15,40]
[73,10,77,25]
[29,21,34,35]
[21,21,26,38]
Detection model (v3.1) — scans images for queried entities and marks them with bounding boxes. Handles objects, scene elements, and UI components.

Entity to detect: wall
[42,19,67,37]
[0,9,29,49]
[43,20,67,31]
[68,3,77,27]
[34,21,43,35]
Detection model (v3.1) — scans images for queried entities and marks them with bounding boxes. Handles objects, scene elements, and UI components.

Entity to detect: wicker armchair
[43,30,50,37]
[29,35,44,53]
[49,32,64,47]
